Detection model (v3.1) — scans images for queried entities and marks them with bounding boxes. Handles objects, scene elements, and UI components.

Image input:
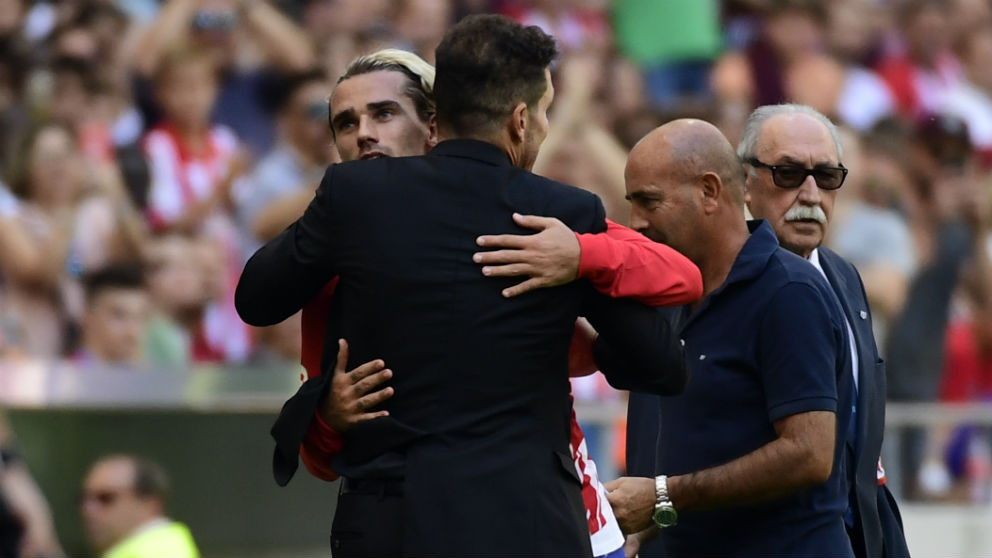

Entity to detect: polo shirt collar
[429,139,513,167]
[682,219,779,328]
[724,219,780,286]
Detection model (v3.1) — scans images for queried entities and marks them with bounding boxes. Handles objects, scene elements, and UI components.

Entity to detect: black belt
[339,477,405,497]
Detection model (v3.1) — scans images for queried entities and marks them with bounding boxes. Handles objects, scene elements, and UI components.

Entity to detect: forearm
[252,189,313,242]
[579,125,629,225]
[577,221,702,306]
[584,299,686,395]
[669,411,836,512]
[0,220,57,286]
[130,0,197,76]
[241,0,314,70]
[300,410,343,482]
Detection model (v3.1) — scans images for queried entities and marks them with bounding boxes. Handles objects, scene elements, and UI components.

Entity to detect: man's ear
[700,172,723,214]
[508,102,528,144]
[426,114,439,148]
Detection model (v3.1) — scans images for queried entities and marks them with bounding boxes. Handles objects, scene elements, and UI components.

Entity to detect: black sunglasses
[747,158,848,190]
[81,489,125,507]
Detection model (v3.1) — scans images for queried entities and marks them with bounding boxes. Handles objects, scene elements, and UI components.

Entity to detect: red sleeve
[299,277,343,481]
[300,410,344,481]
[575,219,702,306]
[300,278,340,379]
[939,321,977,403]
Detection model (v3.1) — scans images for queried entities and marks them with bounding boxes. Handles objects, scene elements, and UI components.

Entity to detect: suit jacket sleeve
[585,299,688,395]
[235,166,341,327]
[568,195,687,395]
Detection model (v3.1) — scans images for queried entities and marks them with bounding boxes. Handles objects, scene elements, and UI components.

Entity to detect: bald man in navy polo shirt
[606,119,856,558]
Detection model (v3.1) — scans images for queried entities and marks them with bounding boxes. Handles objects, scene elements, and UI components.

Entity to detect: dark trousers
[330,479,404,557]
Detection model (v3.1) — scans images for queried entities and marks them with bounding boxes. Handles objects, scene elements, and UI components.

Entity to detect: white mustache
[784,205,827,224]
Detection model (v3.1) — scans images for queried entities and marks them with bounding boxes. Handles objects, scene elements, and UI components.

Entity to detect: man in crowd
[740,104,910,558]
[237,68,337,253]
[237,15,691,557]
[605,119,855,557]
[282,48,700,558]
[77,264,151,365]
[81,455,198,558]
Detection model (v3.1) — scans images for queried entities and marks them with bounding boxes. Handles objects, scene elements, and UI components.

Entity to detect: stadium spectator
[612,0,721,109]
[235,67,335,254]
[875,0,964,119]
[141,45,251,362]
[76,263,150,365]
[81,455,198,558]
[130,0,315,155]
[886,114,980,498]
[3,122,142,356]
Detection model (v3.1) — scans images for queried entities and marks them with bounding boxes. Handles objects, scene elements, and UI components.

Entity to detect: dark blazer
[818,247,910,558]
[236,140,687,557]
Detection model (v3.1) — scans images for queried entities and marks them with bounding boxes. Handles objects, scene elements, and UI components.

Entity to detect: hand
[0,466,64,558]
[605,476,656,534]
[319,339,394,431]
[623,526,659,558]
[473,213,580,298]
[623,534,641,558]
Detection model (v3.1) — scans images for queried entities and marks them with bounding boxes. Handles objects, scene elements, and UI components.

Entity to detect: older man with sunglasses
[741,104,910,558]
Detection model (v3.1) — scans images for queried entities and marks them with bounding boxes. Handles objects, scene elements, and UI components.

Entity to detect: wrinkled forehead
[757,114,839,164]
[85,459,135,490]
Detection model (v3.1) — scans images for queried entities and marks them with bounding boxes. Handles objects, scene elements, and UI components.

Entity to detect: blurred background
[3,0,992,555]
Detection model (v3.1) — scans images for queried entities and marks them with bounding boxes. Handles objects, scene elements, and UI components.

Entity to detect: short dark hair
[273,67,327,114]
[83,263,146,303]
[433,14,558,137]
[131,457,169,501]
[51,55,101,96]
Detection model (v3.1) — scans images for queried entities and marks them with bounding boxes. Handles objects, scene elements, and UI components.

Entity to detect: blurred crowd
[3,0,992,504]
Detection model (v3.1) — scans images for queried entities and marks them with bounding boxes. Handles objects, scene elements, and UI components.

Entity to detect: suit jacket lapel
[818,249,870,455]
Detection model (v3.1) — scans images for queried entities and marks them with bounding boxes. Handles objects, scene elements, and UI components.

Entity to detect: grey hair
[736,104,843,174]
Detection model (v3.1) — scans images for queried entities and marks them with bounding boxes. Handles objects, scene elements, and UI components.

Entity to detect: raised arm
[475,214,701,304]
[235,167,338,326]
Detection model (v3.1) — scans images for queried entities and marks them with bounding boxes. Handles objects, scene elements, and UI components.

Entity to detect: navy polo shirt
[657,220,855,558]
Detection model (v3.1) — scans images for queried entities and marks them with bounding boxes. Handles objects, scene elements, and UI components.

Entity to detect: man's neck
[437,129,521,167]
[696,219,750,301]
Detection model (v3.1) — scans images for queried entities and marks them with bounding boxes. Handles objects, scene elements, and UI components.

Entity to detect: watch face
[653,505,678,528]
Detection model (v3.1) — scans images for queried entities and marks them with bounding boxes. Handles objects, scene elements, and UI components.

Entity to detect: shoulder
[510,172,604,231]
[764,249,843,318]
[818,246,859,279]
[764,247,824,287]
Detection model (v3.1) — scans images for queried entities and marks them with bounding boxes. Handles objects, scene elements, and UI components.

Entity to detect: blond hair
[336,49,435,122]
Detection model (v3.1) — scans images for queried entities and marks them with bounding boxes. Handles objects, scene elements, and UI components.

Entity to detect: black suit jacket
[818,247,910,558]
[236,140,687,557]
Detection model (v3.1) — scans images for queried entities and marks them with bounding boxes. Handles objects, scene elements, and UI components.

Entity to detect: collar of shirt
[429,139,513,167]
[681,219,778,328]
[807,247,861,394]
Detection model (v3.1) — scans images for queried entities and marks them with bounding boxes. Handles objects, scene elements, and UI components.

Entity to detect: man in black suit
[236,14,686,558]
[741,104,910,558]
